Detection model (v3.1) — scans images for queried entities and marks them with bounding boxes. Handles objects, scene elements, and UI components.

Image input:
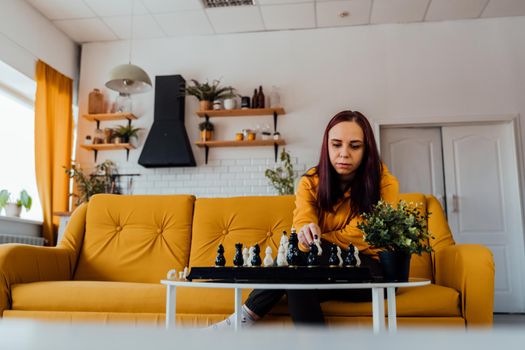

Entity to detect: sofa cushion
[11,281,460,318]
[190,196,295,267]
[269,284,461,317]
[74,194,195,284]
[399,193,433,281]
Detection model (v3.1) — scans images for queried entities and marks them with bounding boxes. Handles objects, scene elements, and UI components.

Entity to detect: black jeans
[244,242,383,325]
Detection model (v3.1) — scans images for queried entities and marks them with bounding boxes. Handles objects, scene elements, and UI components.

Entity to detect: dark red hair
[308,110,382,218]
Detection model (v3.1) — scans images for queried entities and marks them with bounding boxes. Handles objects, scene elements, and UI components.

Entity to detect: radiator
[0,234,46,246]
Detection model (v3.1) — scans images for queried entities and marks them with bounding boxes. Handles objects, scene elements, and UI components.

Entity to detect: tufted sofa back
[73,194,195,283]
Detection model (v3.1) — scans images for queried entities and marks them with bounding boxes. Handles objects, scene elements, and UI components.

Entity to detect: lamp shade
[105,63,152,94]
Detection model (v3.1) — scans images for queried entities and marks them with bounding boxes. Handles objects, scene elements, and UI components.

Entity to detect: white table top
[161,278,430,290]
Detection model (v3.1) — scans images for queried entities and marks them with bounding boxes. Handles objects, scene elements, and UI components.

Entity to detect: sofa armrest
[434,244,494,327]
[0,244,72,316]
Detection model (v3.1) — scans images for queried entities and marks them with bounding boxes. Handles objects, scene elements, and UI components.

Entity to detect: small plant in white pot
[0,189,32,217]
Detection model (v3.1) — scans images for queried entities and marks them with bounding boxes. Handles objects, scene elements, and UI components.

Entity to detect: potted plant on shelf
[264,149,296,195]
[184,79,235,111]
[112,124,142,146]
[358,200,433,282]
[198,120,214,142]
[222,88,239,110]
[0,189,32,217]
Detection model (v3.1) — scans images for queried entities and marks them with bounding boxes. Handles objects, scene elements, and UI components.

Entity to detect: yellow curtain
[35,60,73,246]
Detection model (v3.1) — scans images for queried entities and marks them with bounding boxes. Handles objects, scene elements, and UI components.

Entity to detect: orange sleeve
[322,165,400,256]
[292,176,319,230]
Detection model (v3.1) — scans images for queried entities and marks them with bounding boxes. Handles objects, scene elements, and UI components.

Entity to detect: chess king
[210,110,400,329]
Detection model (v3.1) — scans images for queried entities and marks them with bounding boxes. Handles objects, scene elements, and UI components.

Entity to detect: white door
[442,123,525,312]
[380,127,446,209]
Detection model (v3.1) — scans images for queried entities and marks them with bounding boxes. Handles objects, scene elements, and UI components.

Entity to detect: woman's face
[328,121,365,181]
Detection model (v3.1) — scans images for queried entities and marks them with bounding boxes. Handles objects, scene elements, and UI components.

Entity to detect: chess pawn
[336,246,343,267]
[233,243,244,267]
[247,247,255,267]
[279,231,289,248]
[251,243,262,267]
[306,243,320,267]
[328,243,339,267]
[286,230,301,266]
[215,244,226,267]
[276,245,288,266]
[242,247,250,267]
[344,243,358,267]
[353,245,361,267]
[263,246,274,267]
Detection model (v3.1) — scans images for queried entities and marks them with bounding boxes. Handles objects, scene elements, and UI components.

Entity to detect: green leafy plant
[65,160,119,205]
[113,124,142,142]
[264,149,296,195]
[198,120,214,131]
[358,200,433,255]
[184,79,235,101]
[0,189,32,210]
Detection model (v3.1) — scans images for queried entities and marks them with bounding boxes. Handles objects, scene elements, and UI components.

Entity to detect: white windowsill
[0,215,42,225]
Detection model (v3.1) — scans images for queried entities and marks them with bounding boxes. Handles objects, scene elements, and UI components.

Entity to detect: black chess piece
[328,243,339,267]
[251,243,262,267]
[233,243,244,267]
[306,243,320,267]
[286,231,301,266]
[215,244,226,267]
[344,243,357,267]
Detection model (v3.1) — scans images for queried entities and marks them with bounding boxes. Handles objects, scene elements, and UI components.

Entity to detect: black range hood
[138,75,196,168]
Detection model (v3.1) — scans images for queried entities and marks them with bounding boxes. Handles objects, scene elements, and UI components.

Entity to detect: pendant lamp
[105,0,151,94]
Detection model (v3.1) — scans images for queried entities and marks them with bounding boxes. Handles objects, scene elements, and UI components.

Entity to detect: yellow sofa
[0,193,494,328]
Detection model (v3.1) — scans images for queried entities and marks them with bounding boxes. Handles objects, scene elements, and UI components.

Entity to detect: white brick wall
[111,157,308,197]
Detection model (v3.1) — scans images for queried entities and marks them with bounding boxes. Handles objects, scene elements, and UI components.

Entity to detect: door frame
[374,113,525,312]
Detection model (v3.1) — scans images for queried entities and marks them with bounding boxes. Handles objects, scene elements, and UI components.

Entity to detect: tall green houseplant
[264,149,296,195]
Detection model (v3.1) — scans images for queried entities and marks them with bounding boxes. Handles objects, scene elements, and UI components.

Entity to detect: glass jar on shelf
[115,93,132,113]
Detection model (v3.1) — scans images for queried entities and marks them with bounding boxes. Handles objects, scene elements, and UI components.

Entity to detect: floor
[493,314,525,328]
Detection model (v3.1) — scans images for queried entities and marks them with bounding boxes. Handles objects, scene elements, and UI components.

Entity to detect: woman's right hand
[298,223,321,250]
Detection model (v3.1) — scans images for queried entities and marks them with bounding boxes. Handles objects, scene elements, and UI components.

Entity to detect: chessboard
[186,266,372,284]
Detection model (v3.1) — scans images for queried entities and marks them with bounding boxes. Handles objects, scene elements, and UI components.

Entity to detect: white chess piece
[167,269,177,280]
[242,247,249,267]
[183,266,189,279]
[336,246,343,267]
[313,237,322,256]
[247,246,255,267]
[276,245,288,266]
[353,248,361,267]
[279,232,289,248]
[263,246,274,267]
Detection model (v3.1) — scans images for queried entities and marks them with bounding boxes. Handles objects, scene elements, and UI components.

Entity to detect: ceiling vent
[202,0,254,8]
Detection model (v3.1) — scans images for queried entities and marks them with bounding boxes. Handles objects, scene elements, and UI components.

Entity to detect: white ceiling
[25,0,525,44]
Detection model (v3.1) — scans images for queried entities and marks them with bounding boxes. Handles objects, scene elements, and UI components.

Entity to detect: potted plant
[198,120,214,141]
[358,200,433,282]
[0,189,32,217]
[222,88,239,110]
[184,79,235,111]
[113,124,142,146]
[65,160,119,206]
[264,149,296,195]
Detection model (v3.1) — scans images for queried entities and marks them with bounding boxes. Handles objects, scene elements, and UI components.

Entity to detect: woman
[212,110,399,329]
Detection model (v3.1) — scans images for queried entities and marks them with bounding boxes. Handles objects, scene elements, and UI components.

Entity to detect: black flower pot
[378,251,411,282]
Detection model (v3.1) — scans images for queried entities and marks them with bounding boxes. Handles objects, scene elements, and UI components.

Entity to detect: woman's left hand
[298,223,321,248]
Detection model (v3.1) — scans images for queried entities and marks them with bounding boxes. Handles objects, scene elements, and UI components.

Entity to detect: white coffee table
[161,278,429,333]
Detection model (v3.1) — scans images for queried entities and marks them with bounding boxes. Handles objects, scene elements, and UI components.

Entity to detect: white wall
[77,16,525,197]
[0,0,78,80]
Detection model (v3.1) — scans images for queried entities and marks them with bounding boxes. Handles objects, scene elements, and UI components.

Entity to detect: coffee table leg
[234,288,242,332]
[165,285,176,329]
[371,287,385,334]
[387,287,397,333]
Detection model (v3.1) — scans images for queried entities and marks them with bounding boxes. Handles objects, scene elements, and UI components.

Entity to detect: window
[0,61,42,222]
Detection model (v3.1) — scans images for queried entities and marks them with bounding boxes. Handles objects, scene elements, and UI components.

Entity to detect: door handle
[452,194,459,213]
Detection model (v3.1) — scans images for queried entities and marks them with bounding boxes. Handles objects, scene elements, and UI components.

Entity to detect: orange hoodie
[293,165,399,257]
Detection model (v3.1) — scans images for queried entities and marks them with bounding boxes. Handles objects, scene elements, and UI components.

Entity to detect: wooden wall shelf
[195,139,285,148]
[83,113,137,128]
[196,139,285,164]
[80,143,135,162]
[196,108,285,118]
